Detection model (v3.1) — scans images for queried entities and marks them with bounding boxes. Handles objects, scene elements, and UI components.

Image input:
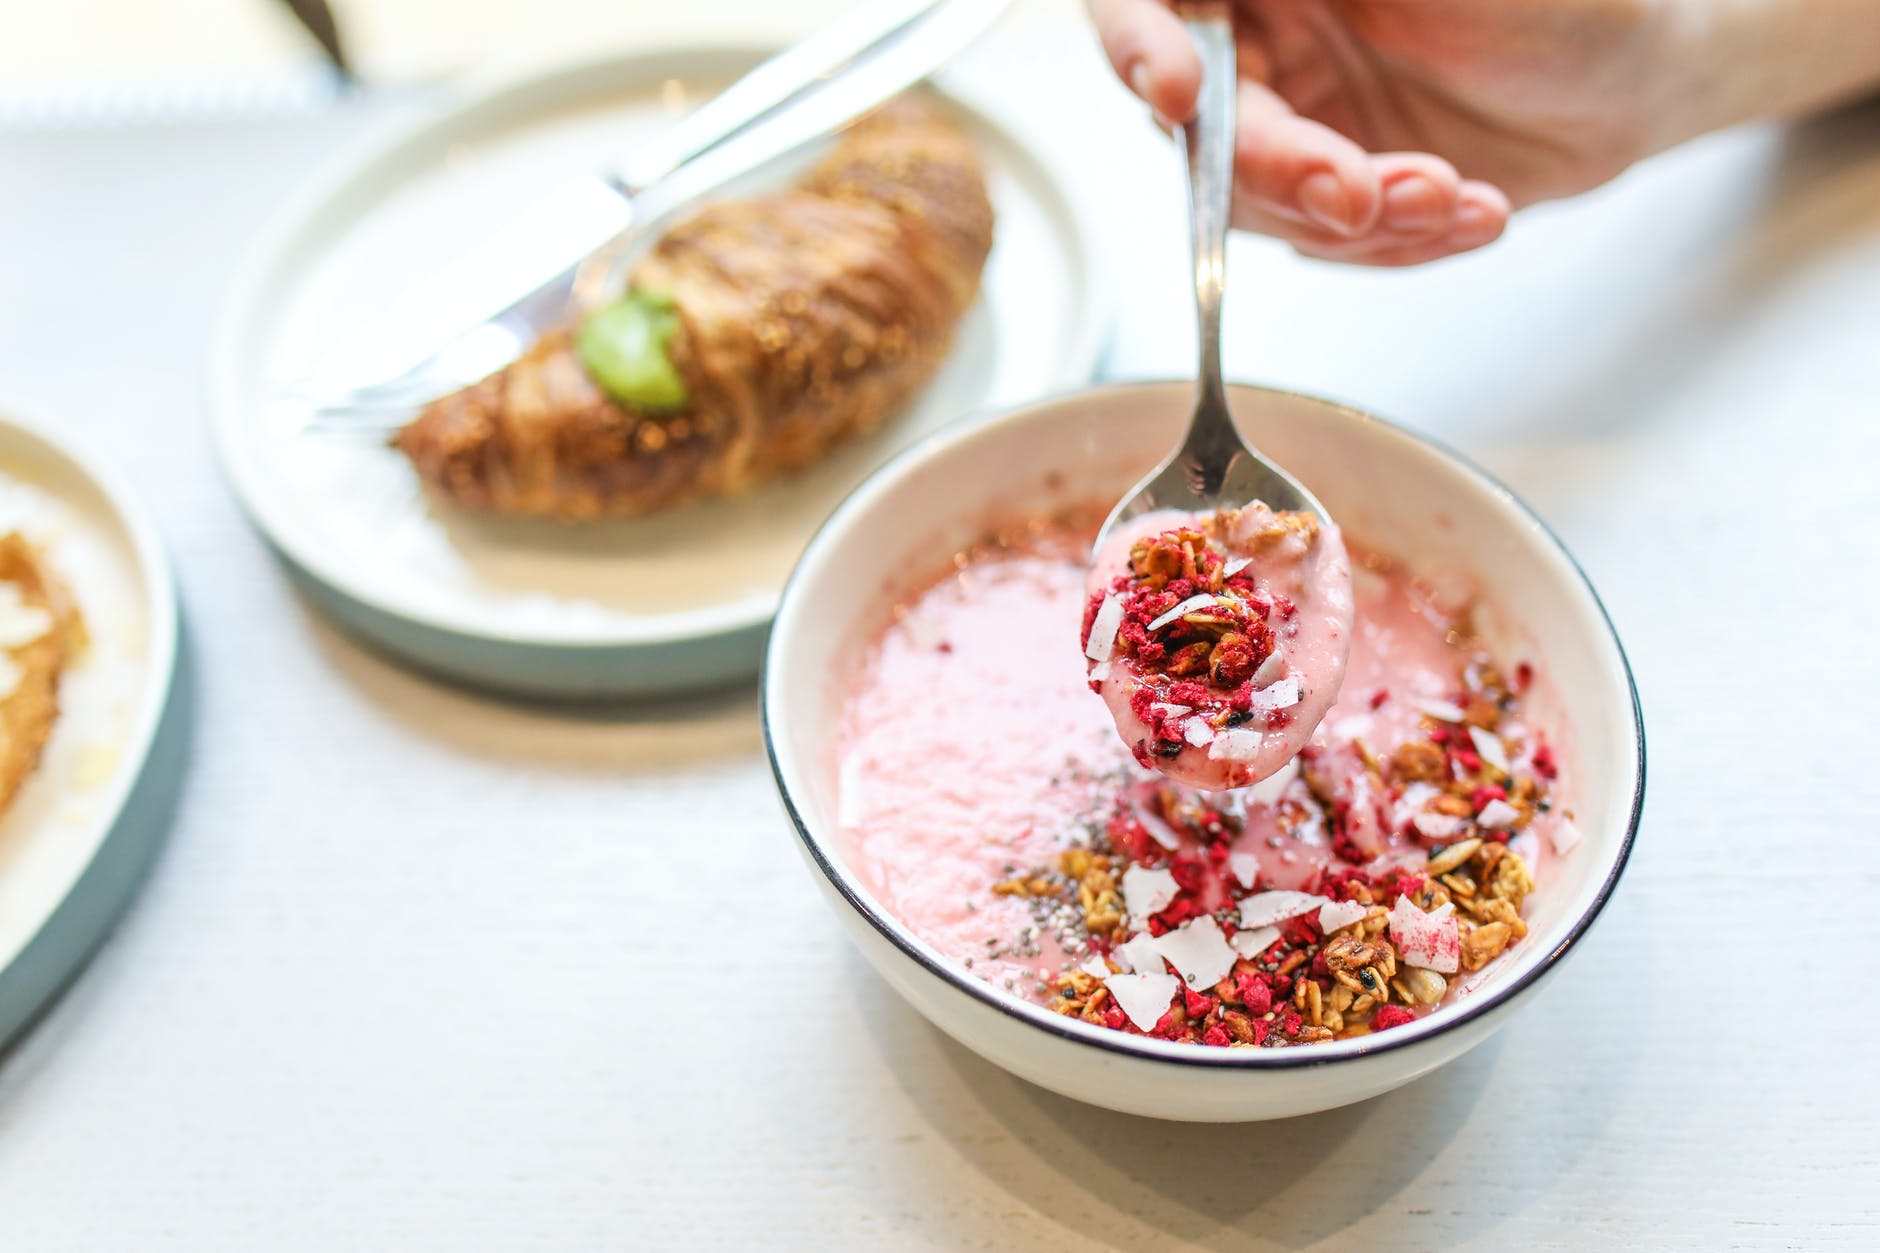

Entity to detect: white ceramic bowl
[763,382,1644,1122]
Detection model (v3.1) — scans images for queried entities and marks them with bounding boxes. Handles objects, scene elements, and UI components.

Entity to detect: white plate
[0,413,183,1049]
[211,46,1106,699]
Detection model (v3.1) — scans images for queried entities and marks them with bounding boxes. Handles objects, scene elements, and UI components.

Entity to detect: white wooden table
[1,18,1877,1250]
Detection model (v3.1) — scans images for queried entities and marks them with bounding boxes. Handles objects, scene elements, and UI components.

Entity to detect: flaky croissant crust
[394,96,994,520]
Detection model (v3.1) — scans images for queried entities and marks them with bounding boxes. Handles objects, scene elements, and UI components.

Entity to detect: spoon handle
[1181,4,1237,414]
[1094,4,1334,544]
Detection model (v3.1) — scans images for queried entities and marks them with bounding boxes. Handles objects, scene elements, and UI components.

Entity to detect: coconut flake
[1549,817,1583,855]
[1243,759,1299,810]
[1120,865,1180,923]
[1238,890,1329,929]
[1394,782,1441,826]
[1101,971,1181,1031]
[1078,954,1112,979]
[1248,676,1302,713]
[1231,925,1281,960]
[1468,725,1511,775]
[1415,697,1468,723]
[1085,594,1125,663]
[1208,728,1262,763]
[1227,852,1260,890]
[1412,812,1465,841]
[1114,933,1166,975]
[1151,916,1238,988]
[1183,718,1216,748]
[1318,900,1369,933]
[1144,821,1182,852]
[1155,703,1193,719]
[1477,799,1521,829]
[1147,593,1224,633]
[1248,649,1285,688]
[1389,895,1461,974]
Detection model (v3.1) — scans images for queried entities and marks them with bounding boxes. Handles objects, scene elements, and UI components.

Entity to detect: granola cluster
[1008,642,1554,1048]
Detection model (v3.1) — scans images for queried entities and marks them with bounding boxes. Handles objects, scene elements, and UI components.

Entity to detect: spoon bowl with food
[1084,4,1353,790]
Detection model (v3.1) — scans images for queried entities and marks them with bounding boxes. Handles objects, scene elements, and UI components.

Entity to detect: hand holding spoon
[1081,1,1354,791]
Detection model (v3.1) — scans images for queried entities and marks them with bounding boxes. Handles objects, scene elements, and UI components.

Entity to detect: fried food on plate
[0,532,82,817]
[395,95,995,521]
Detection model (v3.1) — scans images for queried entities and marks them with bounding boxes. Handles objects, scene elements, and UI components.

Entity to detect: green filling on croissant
[576,289,688,413]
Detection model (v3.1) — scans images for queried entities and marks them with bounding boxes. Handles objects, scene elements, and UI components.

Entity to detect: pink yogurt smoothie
[835,512,1565,1042]
[1083,506,1353,792]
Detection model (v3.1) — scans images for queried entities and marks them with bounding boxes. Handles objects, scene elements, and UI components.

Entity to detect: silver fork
[287,0,1012,428]
[1094,2,1335,549]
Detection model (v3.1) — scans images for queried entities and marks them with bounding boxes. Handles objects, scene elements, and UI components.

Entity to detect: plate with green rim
[0,411,185,1050]
[209,45,1107,700]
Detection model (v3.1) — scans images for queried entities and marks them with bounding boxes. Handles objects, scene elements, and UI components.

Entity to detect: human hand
[1089,0,1677,265]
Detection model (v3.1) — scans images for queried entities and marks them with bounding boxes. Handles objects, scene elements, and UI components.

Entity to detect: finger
[1234,153,1461,245]
[1230,177,1509,266]
[1371,152,1463,235]
[1457,180,1512,236]
[1230,199,1379,251]
[1232,79,1382,238]
[1300,229,1488,267]
[1088,0,1202,123]
[1300,186,1510,266]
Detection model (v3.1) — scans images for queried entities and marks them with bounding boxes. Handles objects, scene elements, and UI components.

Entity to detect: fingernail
[1451,202,1499,241]
[1382,177,1444,232]
[1128,61,1151,101]
[1298,172,1353,235]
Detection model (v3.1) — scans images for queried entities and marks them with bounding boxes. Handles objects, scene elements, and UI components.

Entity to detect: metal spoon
[1094,2,1335,551]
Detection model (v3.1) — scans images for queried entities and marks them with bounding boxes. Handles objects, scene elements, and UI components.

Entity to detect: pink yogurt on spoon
[1081,504,1354,792]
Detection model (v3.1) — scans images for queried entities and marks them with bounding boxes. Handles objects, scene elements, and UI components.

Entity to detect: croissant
[394,96,994,520]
